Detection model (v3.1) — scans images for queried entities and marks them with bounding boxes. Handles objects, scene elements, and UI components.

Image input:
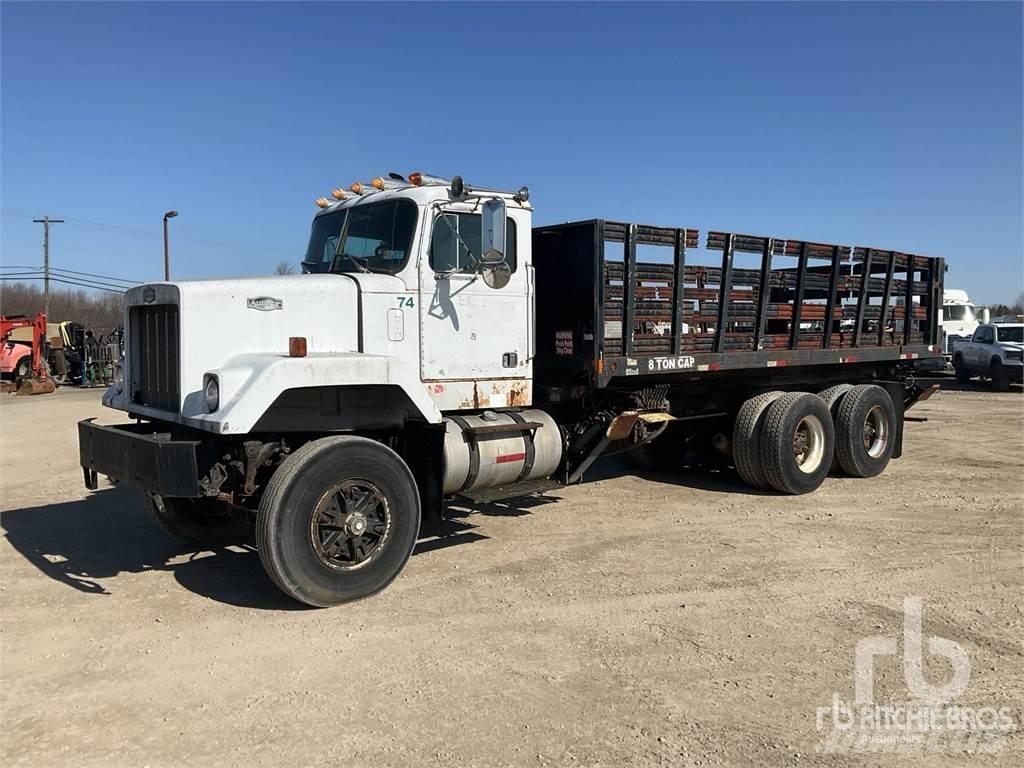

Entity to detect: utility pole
[33,216,64,317]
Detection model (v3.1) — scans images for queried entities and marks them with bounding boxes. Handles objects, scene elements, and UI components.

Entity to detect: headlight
[203,375,220,412]
[113,363,124,393]
[1006,351,1023,362]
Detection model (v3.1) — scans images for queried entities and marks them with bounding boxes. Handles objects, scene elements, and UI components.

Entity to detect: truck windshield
[996,326,1023,343]
[302,209,347,273]
[943,304,975,322]
[333,199,418,274]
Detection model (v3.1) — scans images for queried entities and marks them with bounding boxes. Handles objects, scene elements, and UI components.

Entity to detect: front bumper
[78,419,203,497]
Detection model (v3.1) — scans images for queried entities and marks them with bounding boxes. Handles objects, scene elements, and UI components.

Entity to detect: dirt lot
[2,383,1022,767]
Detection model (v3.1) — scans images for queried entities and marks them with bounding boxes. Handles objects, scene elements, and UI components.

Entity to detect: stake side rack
[532,220,944,389]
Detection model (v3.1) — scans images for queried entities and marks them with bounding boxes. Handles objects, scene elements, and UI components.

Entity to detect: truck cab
[940,289,979,356]
[101,176,534,434]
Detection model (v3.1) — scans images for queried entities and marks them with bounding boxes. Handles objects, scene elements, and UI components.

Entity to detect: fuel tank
[441,409,562,494]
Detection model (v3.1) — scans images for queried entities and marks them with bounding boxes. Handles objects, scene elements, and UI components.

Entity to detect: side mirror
[482,262,511,290]
[480,198,506,264]
[981,308,991,324]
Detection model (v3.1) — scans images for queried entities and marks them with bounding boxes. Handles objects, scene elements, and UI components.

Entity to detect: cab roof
[312,179,531,220]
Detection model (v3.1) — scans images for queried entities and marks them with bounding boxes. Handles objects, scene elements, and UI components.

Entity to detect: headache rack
[532,220,944,387]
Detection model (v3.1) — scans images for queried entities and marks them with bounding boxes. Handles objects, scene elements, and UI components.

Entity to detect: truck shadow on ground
[585,457,778,496]
[914,375,1022,395]
[4,460,774,608]
[1,486,310,610]
[1,485,525,608]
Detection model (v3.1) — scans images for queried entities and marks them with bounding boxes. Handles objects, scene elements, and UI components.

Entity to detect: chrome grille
[129,304,180,412]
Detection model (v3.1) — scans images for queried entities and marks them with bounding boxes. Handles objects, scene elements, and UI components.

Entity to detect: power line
[59,214,293,253]
[2,264,145,285]
[1,275,126,294]
[3,275,124,292]
[48,267,141,285]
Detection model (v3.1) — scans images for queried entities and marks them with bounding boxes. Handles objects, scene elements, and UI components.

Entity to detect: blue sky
[2,1,1021,303]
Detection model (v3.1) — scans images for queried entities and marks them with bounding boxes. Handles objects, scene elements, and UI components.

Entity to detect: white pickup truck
[952,323,1024,391]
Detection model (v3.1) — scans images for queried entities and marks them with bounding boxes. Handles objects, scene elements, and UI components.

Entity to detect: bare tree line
[0,282,124,331]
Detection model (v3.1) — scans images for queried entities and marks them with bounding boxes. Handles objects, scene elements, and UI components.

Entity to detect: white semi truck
[79,172,945,606]
[940,288,981,357]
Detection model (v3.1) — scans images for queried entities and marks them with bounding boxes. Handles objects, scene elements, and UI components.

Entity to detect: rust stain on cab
[509,381,530,407]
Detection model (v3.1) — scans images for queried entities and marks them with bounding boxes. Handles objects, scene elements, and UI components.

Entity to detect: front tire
[954,355,970,384]
[834,384,897,477]
[256,436,420,607]
[990,360,1010,392]
[761,393,835,495]
[146,495,250,546]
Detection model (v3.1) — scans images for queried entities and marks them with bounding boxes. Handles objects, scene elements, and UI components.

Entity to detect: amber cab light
[408,172,423,186]
[289,337,307,357]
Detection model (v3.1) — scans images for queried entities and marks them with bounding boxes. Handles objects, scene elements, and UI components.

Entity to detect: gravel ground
[2,382,1022,767]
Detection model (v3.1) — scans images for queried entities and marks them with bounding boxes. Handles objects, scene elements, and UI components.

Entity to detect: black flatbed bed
[531,219,943,391]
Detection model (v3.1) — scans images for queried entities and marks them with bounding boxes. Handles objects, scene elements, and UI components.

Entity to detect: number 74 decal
[396,296,414,308]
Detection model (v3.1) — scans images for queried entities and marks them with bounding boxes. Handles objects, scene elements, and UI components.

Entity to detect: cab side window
[430,213,517,273]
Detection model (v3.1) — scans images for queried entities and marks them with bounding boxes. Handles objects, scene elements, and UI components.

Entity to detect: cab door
[969,326,993,367]
[418,206,530,386]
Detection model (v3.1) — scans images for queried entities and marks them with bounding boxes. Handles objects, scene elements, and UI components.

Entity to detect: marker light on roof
[315,197,331,208]
[331,188,347,200]
[349,182,372,194]
[372,176,403,190]
[408,172,449,187]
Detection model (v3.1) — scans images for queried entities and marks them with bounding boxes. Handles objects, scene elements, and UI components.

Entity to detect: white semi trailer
[80,172,945,606]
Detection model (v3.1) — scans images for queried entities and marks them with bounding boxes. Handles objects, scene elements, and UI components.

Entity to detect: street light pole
[163,210,178,281]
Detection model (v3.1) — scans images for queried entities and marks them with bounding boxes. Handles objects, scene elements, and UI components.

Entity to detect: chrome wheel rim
[310,479,391,571]
[793,414,826,474]
[863,405,889,459]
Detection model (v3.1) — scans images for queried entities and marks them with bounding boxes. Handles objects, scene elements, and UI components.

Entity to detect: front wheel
[14,357,30,381]
[990,360,1010,392]
[146,495,250,546]
[954,355,970,384]
[256,436,420,607]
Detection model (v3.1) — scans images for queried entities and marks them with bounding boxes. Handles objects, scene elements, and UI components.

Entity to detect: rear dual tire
[731,384,897,493]
[732,391,785,489]
[834,385,897,478]
[760,393,835,495]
